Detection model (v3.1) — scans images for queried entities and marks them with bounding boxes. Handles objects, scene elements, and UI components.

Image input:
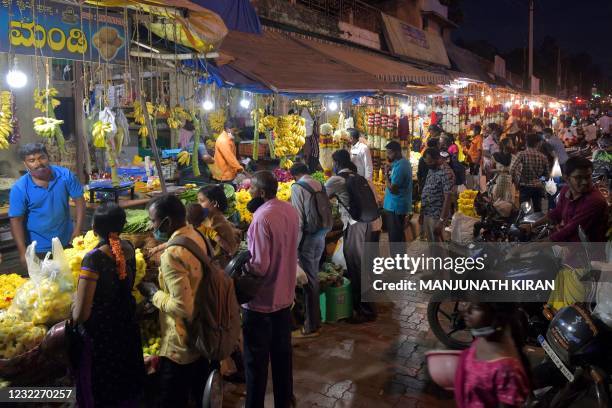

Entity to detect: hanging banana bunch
[0,91,14,150]
[177,150,191,166]
[33,88,65,152]
[167,106,189,129]
[208,110,226,135]
[92,120,112,148]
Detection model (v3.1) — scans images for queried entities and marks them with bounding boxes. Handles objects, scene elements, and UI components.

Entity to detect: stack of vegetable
[123,209,152,234]
[318,263,344,290]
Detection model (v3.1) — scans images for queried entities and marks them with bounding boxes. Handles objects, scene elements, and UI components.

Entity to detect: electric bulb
[6,69,27,89]
[400,103,410,113]
[202,100,214,111]
[328,101,338,111]
[417,103,426,111]
[240,98,250,109]
[504,102,512,108]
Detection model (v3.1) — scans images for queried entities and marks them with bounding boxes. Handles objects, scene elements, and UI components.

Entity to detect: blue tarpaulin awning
[190,0,261,33]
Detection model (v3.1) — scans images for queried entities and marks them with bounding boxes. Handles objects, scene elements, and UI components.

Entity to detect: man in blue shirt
[383,141,412,252]
[9,143,85,266]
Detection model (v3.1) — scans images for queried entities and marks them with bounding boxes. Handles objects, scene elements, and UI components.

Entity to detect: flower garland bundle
[108,232,127,280]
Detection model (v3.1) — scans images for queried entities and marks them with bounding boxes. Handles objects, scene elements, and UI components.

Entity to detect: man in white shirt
[349,128,373,181]
[598,111,612,136]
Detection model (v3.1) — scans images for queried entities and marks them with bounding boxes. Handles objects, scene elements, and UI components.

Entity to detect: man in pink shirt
[244,170,299,408]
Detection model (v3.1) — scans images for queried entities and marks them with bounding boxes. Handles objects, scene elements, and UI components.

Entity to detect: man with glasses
[521,157,608,242]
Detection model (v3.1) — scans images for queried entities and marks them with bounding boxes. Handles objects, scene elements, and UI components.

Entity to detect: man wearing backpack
[289,163,333,338]
[325,150,378,324]
[245,171,300,408]
[139,194,212,408]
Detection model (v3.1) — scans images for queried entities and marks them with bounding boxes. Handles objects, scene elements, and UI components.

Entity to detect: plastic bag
[331,237,347,271]
[551,158,562,178]
[296,263,308,287]
[545,178,558,195]
[450,212,479,244]
[9,239,74,325]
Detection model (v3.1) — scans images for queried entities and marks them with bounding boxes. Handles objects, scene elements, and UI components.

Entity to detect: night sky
[454,0,612,76]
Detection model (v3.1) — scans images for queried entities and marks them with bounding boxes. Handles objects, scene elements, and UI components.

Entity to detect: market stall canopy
[445,42,492,83]
[294,37,450,86]
[86,0,228,52]
[380,13,450,68]
[218,30,390,94]
[190,0,261,33]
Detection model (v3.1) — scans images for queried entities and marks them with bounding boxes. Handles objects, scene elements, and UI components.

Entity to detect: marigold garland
[108,232,127,280]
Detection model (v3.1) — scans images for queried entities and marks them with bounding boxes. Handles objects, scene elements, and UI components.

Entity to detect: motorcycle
[529,228,612,408]
[427,202,555,349]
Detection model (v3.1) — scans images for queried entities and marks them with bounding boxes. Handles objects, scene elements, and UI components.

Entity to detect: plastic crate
[322,277,353,322]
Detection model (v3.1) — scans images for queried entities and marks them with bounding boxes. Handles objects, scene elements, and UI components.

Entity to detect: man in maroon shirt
[522,157,608,242]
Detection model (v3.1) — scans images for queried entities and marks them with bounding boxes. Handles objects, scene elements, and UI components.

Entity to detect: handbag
[224,250,262,304]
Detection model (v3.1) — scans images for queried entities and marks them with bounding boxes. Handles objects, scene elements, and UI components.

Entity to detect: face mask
[470,326,499,338]
[247,196,265,213]
[29,166,52,181]
[153,217,170,242]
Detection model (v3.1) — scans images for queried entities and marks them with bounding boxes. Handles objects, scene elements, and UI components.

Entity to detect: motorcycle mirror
[520,201,532,214]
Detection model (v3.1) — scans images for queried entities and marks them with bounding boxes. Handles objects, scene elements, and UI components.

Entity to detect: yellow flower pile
[0,274,26,309]
[235,181,295,224]
[208,110,226,133]
[458,189,479,218]
[8,279,73,326]
[0,313,46,359]
[141,319,161,357]
[66,230,147,303]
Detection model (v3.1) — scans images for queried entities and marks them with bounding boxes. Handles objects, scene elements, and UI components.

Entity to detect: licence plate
[538,335,575,382]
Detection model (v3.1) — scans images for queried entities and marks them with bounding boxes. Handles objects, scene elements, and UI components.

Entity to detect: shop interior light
[400,103,410,113]
[202,100,214,111]
[504,101,512,108]
[240,98,250,109]
[485,95,492,103]
[6,57,27,89]
[328,101,338,111]
[417,103,426,111]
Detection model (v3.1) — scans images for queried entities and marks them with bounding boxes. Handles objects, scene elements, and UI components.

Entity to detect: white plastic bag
[9,238,74,325]
[545,178,558,195]
[450,213,479,244]
[296,263,308,287]
[551,158,562,178]
[331,237,347,271]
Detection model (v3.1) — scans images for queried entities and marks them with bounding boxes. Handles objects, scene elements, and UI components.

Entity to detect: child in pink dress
[454,303,531,408]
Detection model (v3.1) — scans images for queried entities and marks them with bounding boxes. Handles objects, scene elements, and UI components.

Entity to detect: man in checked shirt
[511,133,551,212]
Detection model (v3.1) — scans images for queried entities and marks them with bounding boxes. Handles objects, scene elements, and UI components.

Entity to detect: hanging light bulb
[6,57,27,89]
[202,100,214,111]
[485,95,492,103]
[417,103,426,111]
[239,91,251,109]
[328,101,338,111]
[400,103,410,113]
[504,101,512,108]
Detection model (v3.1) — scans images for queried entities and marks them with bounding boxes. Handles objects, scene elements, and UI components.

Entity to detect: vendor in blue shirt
[383,141,413,251]
[9,143,85,266]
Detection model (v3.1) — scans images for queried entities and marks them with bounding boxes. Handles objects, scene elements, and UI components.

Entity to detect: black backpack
[295,181,334,234]
[338,172,379,223]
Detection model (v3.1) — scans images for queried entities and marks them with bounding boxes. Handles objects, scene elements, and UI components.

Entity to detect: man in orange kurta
[214,122,243,182]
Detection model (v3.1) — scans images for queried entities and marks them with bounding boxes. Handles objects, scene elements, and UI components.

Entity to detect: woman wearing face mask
[454,302,531,408]
[196,185,241,264]
[72,202,145,407]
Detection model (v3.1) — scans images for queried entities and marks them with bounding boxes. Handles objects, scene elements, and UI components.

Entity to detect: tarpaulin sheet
[219,30,390,94]
[295,37,449,85]
[192,0,261,33]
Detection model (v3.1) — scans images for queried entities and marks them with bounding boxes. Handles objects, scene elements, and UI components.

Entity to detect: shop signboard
[0,0,129,64]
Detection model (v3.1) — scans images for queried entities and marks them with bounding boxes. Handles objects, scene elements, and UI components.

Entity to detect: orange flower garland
[108,232,127,280]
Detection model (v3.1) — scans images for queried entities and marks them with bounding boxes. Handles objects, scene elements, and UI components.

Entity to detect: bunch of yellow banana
[138,126,149,139]
[177,150,191,166]
[33,88,60,113]
[208,110,226,133]
[167,106,185,129]
[273,114,306,157]
[258,114,278,133]
[133,101,146,125]
[92,120,112,148]
[33,117,63,138]
[0,92,13,150]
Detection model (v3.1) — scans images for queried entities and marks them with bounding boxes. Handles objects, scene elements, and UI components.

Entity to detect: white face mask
[470,326,501,337]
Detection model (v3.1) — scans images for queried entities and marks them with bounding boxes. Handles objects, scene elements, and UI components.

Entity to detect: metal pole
[528,0,534,94]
